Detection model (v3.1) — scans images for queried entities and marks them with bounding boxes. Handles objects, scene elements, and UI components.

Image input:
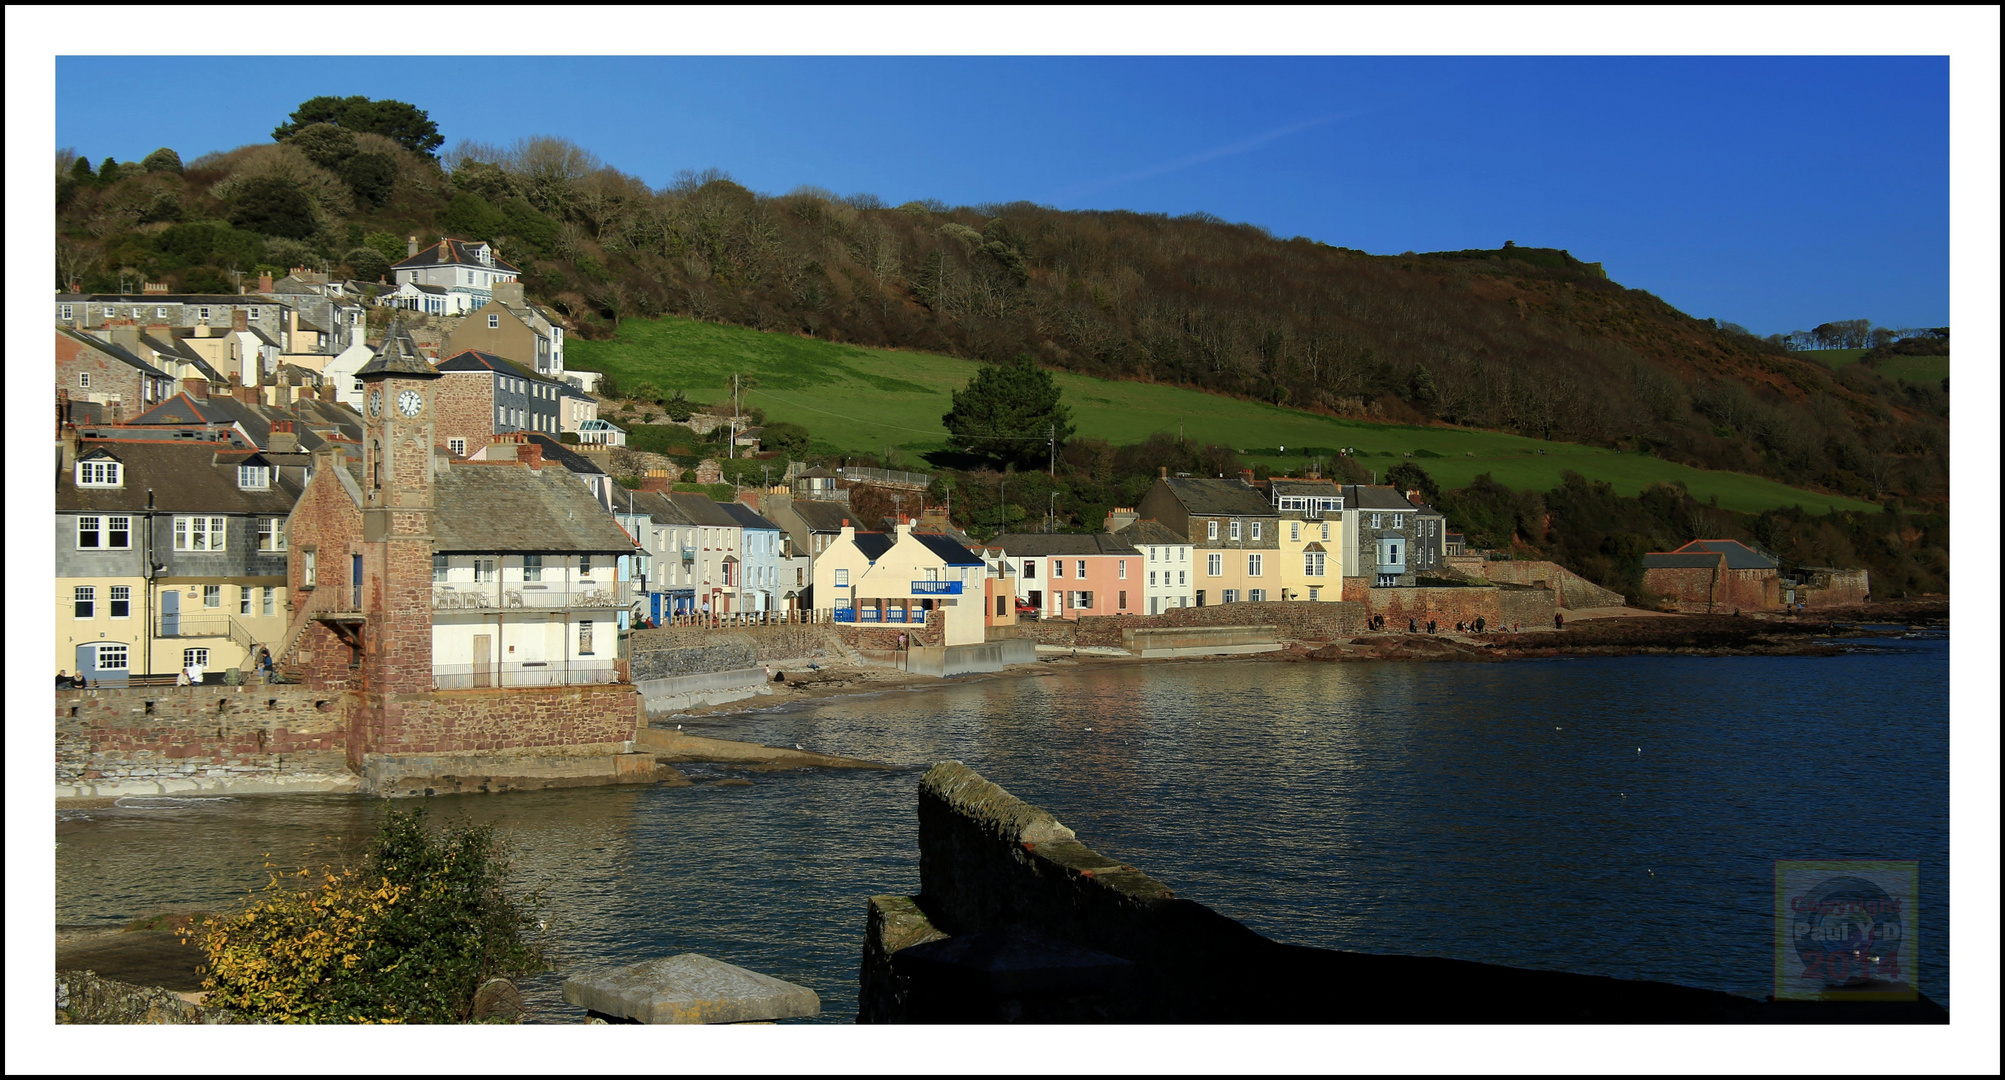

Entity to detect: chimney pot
[408,236,419,257]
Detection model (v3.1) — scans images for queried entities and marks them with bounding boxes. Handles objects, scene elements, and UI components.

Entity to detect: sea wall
[1004,601,1365,649]
[1359,585,1557,629]
[56,685,356,798]
[905,639,1038,677]
[859,762,1947,1024]
[629,624,843,663]
[1462,560,1626,609]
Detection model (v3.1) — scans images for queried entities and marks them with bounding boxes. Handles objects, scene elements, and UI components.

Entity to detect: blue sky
[55,55,1947,335]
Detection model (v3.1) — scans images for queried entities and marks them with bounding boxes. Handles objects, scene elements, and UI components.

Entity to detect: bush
[190,809,545,1024]
[346,247,392,283]
[141,147,184,175]
[229,176,318,239]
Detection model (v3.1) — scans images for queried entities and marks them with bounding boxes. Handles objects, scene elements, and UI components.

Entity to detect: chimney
[1406,489,1422,505]
[233,307,248,331]
[61,425,80,470]
[234,384,259,405]
[310,441,344,480]
[318,382,340,404]
[1105,507,1139,534]
[104,321,142,350]
[1239,468,1256,487]
[494,280,526,308]
[408,236,419,258]
[485,438,518,461]
[895,518,913,540]
[269,420,298,453]
[521,440,543,468]
[640,468,670,492]
[256,272,273,294]
[183,378,209,399]
[1159,466,1168,479]
[142,281,169,295]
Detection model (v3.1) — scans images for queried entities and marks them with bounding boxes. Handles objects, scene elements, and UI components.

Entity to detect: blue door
[159,589,179,636]
[77,643,129,687]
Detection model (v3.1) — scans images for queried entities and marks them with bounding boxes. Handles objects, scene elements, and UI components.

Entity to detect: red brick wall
[56,332,153,416]
[359,684,639,756]
[1644,565,1780,613]
[430,371,495,452]
[57,686,349,786]
[283,453,366,688]
[1643,566,1719,612]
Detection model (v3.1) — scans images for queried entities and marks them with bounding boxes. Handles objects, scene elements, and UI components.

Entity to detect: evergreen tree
[943,355,1075,470]
[141,147,183,174]
[273,95,443,158]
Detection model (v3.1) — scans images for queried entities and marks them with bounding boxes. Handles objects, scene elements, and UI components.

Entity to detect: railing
[431,660,622,690]
[155,614,260,652]
[650,609,819,627]
[431,580,635,611]
[833,607,916,623]
[910,580,963,595]
[837,466,933,489]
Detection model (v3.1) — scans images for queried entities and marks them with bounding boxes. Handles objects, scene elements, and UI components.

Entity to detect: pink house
[980,533,1143,620]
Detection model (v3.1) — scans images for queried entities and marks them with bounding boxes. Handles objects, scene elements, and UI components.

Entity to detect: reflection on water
[57,639,1949,1019]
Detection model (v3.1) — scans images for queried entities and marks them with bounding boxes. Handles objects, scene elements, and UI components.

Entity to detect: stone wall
[358,684,639,758]
[56,685,354,797]
[1462,560,1626,609]
[629,624,840,663]
[1355,585,1556,629]
[1034,600,1367,650]
[859,762,1949,1024]
[628,641,756,683]
[1798,567,1870,609]
[833,610,945,651]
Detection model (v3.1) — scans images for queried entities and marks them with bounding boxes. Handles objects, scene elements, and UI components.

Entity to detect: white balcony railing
[431,660,621,689]
[432,580,635,611]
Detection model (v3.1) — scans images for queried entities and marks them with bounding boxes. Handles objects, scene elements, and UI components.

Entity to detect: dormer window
[238,464,270,490]
[76,460,122,488]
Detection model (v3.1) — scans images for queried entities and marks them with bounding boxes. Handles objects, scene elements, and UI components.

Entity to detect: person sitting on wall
[56,670,74,689]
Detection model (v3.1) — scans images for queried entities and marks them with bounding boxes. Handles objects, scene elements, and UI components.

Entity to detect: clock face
[366,389,382,417]
[397,389,424,417]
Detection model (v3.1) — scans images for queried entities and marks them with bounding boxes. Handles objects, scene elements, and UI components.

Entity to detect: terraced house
[57,432,297,685]
[1137,473,1283,606]
[387,236,521,316]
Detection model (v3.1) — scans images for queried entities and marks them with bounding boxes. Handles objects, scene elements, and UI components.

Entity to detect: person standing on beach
[1554,612,1565,630]
[1475,616,1485,634]
[1427,620,1436,635]
[1408,617,1417,634]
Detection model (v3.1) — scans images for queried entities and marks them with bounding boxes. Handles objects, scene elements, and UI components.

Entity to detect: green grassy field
[1801,348,1947,387]
[568,317,1880,514]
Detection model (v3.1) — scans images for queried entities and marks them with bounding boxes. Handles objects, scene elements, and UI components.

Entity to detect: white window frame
[1207,552,1223,576]
[834,568,849,586]
[1251,521,1262,541]
[155,306,169,319]
[1248,553,1263,577]
[174,515,227,552]
[203,584,222,608]
[1229,520,1242,541]
[1305,551,1325,577]
[183,647,210,669]
[1076,560,1086,578]
[1206,520,1219,540]
[240,586,253,615]
[238,464,269,489]
[489,313,501,328]
[1249,588,1266,602]
[262,586,276,617]
[74,586,95,620]
[1321,523,1330,541]
[448,438,467,457]
[76,461,122,488]
[200,306,211,319]
[78,372,90,389]
[1394,514,1404,529]
[96,644,129,670]
[1371,513,1382,529]
[578,620,595,656]
[1118,560,1127,579]
[303,549,317,587]
[1290,522,1300,542]
[110,585,132,619]
[258,517,287,552]
[60,304,73,319]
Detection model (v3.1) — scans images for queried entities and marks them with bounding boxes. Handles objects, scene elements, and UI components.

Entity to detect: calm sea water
[55,634,1950,1020]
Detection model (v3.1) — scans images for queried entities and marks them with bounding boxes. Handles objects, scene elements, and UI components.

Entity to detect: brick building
[1642,539,1782,613]
[431,349,565,456]
[56,328,175,419]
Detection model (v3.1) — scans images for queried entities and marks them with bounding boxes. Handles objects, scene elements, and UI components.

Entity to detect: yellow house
[814,521,988,646]
[1275,513,1343,602]
[57,436,296,683]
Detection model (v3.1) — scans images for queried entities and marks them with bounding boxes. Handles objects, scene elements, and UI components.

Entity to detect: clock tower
[353,319,442,693]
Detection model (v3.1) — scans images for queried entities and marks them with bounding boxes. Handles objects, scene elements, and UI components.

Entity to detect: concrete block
[563,954,820,1024]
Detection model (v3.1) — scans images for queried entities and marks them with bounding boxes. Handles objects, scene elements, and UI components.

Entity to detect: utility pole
[1047,491,1056,533]
[1048,424,1056,479]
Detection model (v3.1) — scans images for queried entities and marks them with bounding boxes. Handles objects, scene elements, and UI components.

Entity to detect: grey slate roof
[1344,485,1420,512]
[1674,540,1778,570]
[851,532,896,561]
[59,328,174,378]
[1644,553,1725,569]
[1269,479,1342,499]
[789,499,853,532]
[983,532,1140,557]
[57,440,304,514]
[1114,519,1191,547]
[665,493,741,528]
[1158,477,1277,517]
[431,462,637,554]
[392,237,521,274]
[623,490,701,527]
[520,432,605,475]
[354,320,437,379]
[717,502,780,532]
[912,532,985,566]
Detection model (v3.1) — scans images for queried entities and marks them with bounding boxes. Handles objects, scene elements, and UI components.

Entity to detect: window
[156,306,169,319]
[434,554,449,583]
[74,586,95,619]
[258,518,286,552]
[448,438,467,457]
[1179,570,1186,585]
[1371,513,1382,529]
[1251,521,1262,541]
[96,644,128,670]
[1053,560,1064,578]
[174,516,226,551]
[240,587,252,615]
[1069,591,1093,610]
[1149,571,1157,586]
[489,313,501,328]
[834,568,850,587]
[1304,551,1326,576]
[1248,553,1263,577]
[238,464,269,489]
[1207,553,1222,576]
[580,555,593,575]
[61,304,73,319]
[1249,589,1266,602]
[204,585,222,608]
[1023,561,1036,579]
[262,587,275,617]
[200,307,211,319]
[110,585,132,618]
[1393,514,1404,529]
[1118,590,1128,610]
[1309,587,1321,601]
[77,516,100,549]
[1223,589,1239,604]
[474,559,496,583]
[1076,560,1087,578]
[79,372,90,389]
[1321,523,1330,541]
[523,554,543,581]
[303,549,316,587]
[76,461,122,488]
[183,648,209,669]
[578,620,595,655]
[1206,520,1218,540]
[1229,520,1242,541]
[1290,522,1300,542]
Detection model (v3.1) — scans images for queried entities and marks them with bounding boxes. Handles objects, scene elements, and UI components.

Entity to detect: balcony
[910,580,963,595]
[155,614,259,651]
[432,580,635,611]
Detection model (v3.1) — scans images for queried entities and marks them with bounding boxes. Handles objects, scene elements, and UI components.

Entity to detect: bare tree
[56,239,99,291]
